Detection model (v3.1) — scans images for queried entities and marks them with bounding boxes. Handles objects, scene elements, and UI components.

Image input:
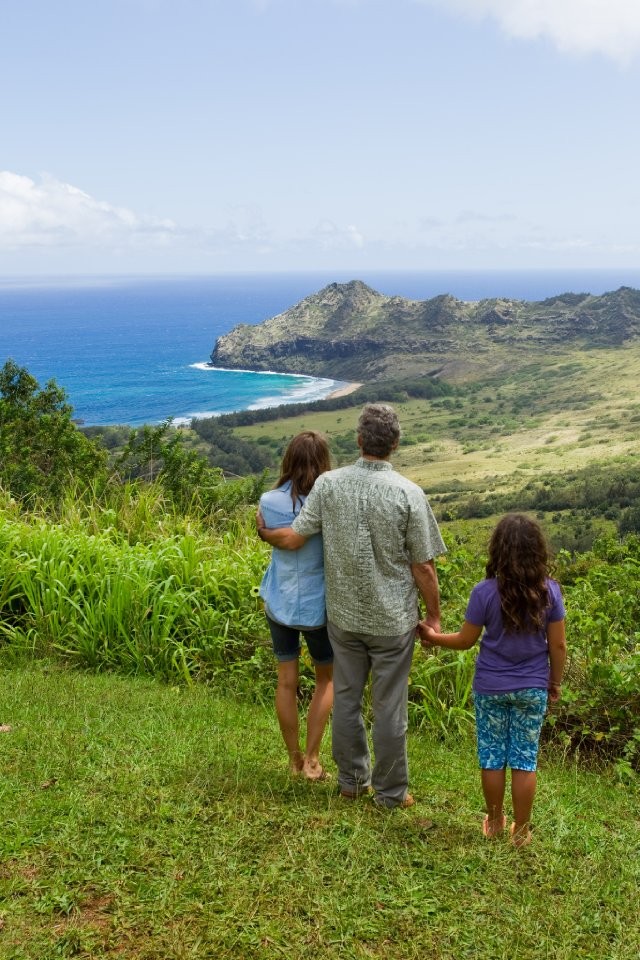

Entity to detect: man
[257,403,445,808]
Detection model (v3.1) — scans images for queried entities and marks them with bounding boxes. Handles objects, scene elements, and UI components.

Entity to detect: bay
[1,269,639,426]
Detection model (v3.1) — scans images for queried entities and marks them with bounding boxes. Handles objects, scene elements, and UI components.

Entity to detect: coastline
[326,381,363,400]
[171,373,361,428]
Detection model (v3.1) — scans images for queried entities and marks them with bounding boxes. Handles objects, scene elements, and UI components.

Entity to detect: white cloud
[420,0,640,62]
[0,171,178,249]
[0,171,368,267]
[304,220,365,250]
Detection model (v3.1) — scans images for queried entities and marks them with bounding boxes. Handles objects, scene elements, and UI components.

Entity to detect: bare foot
[482,813,506,838]
[289,751,304,777]
[302,759,332,782]
[510,822,533,847]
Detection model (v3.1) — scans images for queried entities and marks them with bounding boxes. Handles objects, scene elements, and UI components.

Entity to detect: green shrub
[553,536,640,766]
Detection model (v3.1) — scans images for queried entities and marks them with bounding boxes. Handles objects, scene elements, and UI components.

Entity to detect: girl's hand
[548,681,562,702]
[417,620,438,648]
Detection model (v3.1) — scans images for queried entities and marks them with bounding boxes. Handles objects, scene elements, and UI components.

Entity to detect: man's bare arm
[256,510,307,551]
[411,559,441,633]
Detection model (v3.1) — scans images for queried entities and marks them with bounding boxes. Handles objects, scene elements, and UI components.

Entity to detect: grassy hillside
[1,666,638,960]
[231,342,640,546]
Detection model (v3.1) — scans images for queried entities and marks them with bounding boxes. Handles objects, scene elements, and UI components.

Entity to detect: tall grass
[0,488,270,690]
[1,485,639,763]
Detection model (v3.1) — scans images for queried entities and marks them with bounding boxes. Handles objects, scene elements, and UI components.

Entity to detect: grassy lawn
[1,665,638,959]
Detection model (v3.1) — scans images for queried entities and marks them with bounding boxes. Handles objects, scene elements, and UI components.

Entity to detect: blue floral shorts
[474,688,548,772]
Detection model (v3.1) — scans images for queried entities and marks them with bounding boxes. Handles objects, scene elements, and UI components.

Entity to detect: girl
[258,432,334,781]
[420,514,566,846]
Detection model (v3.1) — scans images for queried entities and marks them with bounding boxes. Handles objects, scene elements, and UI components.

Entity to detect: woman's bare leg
[275,660,303,774]
[303,662,334,779]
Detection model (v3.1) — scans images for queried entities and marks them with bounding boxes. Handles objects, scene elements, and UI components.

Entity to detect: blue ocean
[1,270,639,427]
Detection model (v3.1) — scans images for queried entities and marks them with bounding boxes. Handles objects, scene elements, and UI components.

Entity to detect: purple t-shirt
[466,577,565,694]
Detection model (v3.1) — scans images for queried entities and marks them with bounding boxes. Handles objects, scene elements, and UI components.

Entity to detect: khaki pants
[328,622,416,807]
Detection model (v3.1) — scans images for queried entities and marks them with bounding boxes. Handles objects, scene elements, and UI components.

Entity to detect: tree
[115,421,210,506]
[0,359,107,503]
[115,420,265,512]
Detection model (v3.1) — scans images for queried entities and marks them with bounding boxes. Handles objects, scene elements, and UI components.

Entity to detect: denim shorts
[265,614,333,665]
[474,688,548,772]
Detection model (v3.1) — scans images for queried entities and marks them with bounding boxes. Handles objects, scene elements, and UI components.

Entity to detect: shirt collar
[355,457,393,472]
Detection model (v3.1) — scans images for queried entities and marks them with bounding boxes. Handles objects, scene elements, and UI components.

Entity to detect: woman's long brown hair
[276,431,331,510]
[486,513,550,632]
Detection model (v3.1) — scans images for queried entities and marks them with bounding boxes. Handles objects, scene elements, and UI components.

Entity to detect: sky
[1,0,640,275]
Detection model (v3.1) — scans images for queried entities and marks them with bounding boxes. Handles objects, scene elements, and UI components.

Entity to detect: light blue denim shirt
[259,481,326,629]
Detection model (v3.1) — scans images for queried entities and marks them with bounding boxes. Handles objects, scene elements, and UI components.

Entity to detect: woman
[258,431,333,781]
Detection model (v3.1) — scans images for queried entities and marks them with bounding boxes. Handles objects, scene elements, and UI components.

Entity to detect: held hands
[417,619,440,649]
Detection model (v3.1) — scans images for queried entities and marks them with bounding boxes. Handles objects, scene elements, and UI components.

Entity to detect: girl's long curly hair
[486,513,550,633]
[276,431,331,510]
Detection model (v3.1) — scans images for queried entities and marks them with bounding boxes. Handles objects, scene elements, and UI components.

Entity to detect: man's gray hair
[357,403,401,458]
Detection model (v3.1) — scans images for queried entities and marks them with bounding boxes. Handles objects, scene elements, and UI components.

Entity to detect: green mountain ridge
[210,280,640,382]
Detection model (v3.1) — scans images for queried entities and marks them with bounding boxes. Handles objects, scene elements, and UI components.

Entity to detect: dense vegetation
[442,459,640,534]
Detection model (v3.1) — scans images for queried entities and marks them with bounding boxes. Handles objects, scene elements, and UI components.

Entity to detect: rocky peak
[307,280,385,311]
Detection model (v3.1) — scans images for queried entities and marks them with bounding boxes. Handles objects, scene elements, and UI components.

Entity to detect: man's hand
[410,560,441,632]
[255,513,308,550]
[421,613,441,635]
[256,509,268,542]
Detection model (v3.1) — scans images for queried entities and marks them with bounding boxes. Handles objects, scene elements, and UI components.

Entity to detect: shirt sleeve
[547,580,566,623]
[465,582,486,626]
[291,477,323,538]
[260,491,295,529]
[404,488,447,563]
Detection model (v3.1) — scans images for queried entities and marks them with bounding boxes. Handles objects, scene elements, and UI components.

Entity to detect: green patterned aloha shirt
[292,458,446,635]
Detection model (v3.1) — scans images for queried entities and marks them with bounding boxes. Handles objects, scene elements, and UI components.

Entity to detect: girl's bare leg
[303,662,334,779]
[510,769,536,844]
[275,660,304,774]
[481,768,507,835]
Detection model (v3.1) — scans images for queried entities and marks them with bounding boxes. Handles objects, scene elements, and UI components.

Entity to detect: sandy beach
[326,382,363,400]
